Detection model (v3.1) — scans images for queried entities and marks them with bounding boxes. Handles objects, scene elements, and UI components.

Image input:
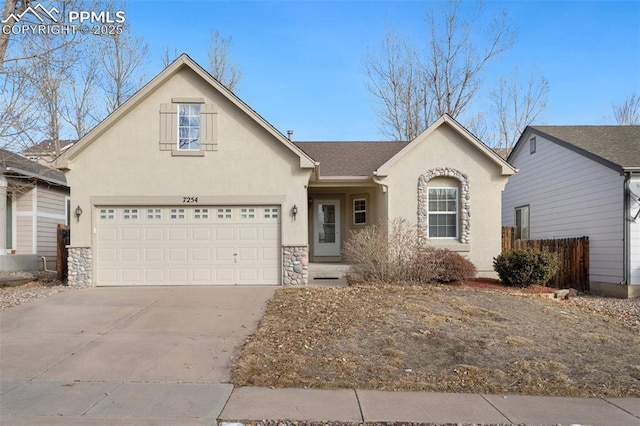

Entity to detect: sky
[120,1,639,141]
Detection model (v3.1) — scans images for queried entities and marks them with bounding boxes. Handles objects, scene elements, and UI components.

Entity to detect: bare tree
[62,55,99,139]
[98,30,148,113]
[162,45,179,67]
[208,30,242,91]
[365,29,431,141]
[364,0,515,141]
[613,92,640,125]
[489,68,549,151]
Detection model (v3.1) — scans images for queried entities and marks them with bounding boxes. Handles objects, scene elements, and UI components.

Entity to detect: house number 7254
[183,197,199,203]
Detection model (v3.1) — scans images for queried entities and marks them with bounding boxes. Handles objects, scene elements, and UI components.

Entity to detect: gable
[510,126,640,172]
[56,54,314,170]
[376,115,515,177]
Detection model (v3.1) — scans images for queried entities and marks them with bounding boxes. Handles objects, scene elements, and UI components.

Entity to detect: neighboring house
[55,54,515,287]
[23,139,76,166]
[502,126,640,298]
[0,149,70,271]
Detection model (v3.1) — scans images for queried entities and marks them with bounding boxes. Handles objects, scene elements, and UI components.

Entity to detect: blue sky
[124,0,640,141]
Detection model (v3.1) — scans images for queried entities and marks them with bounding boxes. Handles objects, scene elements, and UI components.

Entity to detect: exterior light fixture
[292,204,298,219]
[75,205,83,222]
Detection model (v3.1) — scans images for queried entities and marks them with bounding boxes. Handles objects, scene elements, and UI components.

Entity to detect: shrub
[342,218,476,284]
[493,249,559,288]
[414,247,477,284]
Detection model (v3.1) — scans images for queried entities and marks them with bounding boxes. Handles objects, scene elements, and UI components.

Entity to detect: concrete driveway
[0,285,276,424]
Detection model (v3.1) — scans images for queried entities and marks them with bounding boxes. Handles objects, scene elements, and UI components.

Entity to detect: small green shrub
[493,249,559,288]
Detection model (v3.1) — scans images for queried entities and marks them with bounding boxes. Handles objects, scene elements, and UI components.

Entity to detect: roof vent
[287,130,293,141]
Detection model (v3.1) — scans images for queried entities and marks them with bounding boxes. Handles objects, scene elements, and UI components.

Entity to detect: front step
[308,263,352,286]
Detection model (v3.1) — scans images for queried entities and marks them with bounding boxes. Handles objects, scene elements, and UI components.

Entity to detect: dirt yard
[232,283,640,397]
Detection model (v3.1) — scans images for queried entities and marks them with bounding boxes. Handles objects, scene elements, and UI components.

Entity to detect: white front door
[313,200,341,257]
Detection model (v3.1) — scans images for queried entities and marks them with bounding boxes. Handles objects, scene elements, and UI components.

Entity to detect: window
[428,188,457,238]
[147,209,162,219]
[100,209,115,220]
[194,208,209,219]
[217,208,232,219]
[170,208,185,219]
[240,208,256,219]
[515,205,530,240]
[530,137,537,154]
[178,104,201,151]
[264,208,279,219]
[123,209,139,220]
[353,198,367,225]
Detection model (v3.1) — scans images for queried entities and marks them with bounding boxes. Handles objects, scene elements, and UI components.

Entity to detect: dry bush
[343,218,476,284]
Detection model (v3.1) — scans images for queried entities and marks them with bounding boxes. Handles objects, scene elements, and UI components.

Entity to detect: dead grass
[232,284,640,397]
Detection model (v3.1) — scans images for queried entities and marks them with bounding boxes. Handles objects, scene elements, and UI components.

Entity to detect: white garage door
[96,206,280,286]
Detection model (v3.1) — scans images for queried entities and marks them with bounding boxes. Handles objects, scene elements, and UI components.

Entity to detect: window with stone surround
[427,187,458,238]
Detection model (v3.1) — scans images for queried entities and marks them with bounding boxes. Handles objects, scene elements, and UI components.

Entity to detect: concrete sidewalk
[1,287,639,425]
[1,382,639,425]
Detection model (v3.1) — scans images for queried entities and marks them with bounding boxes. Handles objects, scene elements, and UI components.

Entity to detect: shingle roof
[0,149,67,186]
[294,141,407,177]
[528,125,640,170]
[23,139,76,155]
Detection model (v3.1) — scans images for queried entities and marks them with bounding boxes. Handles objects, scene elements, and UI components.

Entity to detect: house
[0,149,70,271]
[54,54,515,287]
[23,139,76,166]
[502,125,640,298]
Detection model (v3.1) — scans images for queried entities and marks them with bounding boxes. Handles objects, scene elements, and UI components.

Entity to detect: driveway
[0,285,276,424]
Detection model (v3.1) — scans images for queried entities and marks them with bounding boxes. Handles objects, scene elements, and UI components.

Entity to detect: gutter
[372,171,388,193]
[623,173,631,286]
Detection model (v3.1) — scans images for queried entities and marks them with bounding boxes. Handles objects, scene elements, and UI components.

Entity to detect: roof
[0,149,67,186]
[23,139,76,155]
[514,125,640,172]
[55,54,315,170]
[294,141,406,177]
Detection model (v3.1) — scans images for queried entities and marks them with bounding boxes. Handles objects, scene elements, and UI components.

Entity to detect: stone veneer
[417,167,470,244]
[67,247,92,287]
[282,245,309,286]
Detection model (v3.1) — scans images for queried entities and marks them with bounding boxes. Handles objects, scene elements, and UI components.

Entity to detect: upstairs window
[178,104,201,150]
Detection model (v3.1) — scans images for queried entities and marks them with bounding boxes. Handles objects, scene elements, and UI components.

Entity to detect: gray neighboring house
[0,149,70,271]
[23,139,76,167]
[502,125,640,298]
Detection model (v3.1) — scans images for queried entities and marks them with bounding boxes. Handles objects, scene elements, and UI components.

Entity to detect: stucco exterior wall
[382,124,509,275]
[64,66,312,251]
[502,132,624,285]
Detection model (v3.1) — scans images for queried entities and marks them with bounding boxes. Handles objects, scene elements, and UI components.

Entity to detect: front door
[313,200,341,257]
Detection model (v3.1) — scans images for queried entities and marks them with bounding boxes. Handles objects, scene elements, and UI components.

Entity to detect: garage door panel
[96,206,280,286]
[121,248,140,262]
[169,248,188,262]
[239,248,258,261]
[121,228,141,241]
[145,228,164,241]
[169,228,188,241]
[192,248,211,261]
[144,248,164,262]
[98,248,118,262]
[192,228,211,240]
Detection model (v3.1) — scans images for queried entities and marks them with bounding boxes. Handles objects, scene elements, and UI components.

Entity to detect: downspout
[372,171,389,225]
[623,172,631,285]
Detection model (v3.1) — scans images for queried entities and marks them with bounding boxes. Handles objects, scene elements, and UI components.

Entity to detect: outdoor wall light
[291,204,298,220]
[75,205,83,222]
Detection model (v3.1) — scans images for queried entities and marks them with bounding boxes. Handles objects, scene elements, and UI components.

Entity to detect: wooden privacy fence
[501,227,589,292]
[57,224,70,282]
